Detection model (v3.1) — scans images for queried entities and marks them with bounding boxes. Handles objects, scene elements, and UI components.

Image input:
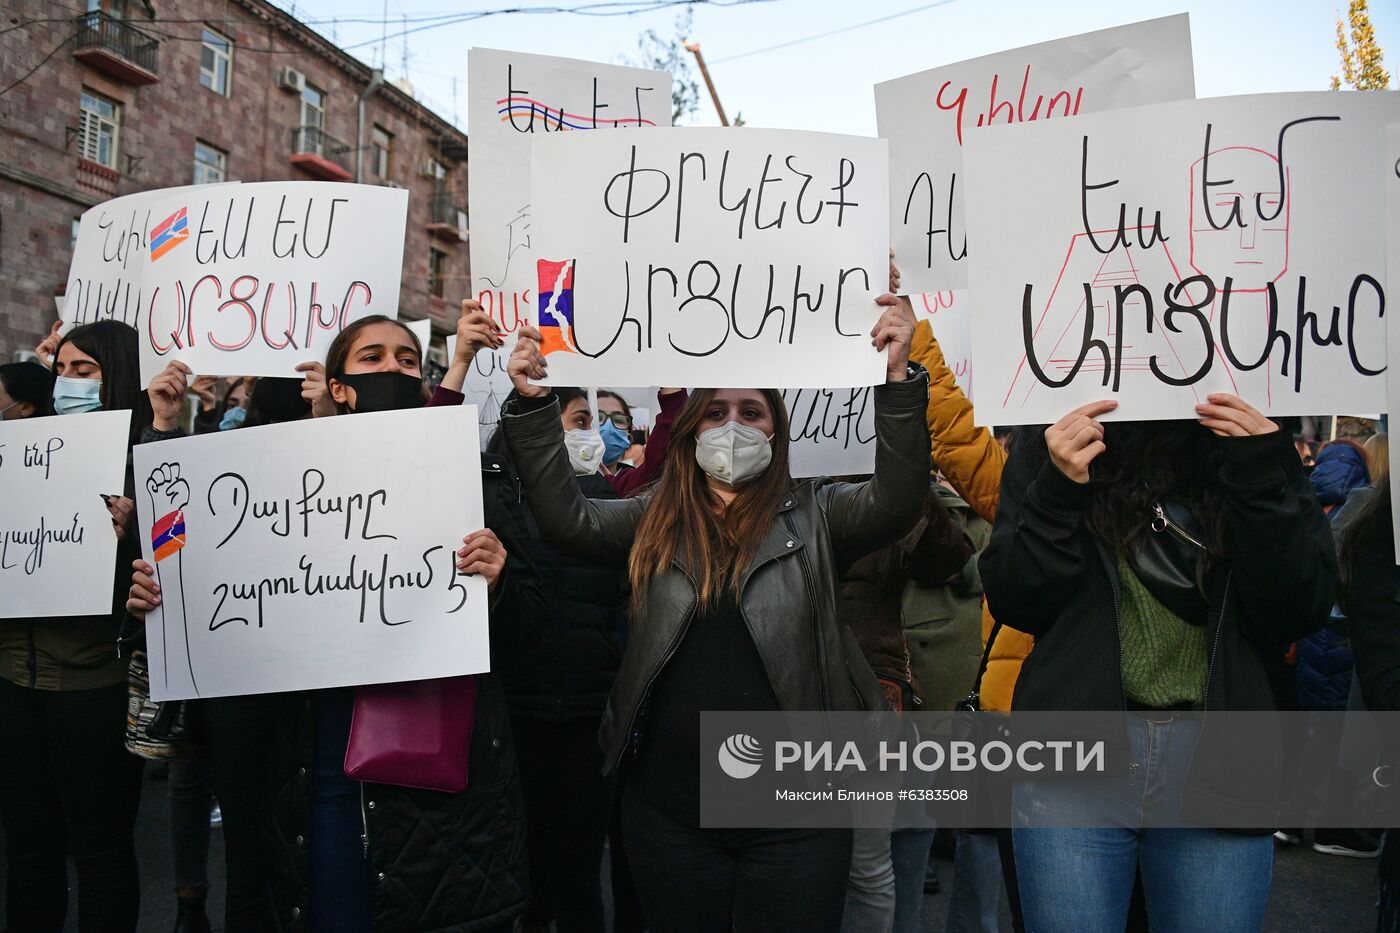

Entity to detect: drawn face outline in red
[1188,146,1290,294]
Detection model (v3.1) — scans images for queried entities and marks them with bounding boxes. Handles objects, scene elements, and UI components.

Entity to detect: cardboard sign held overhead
[876,14,1195,293]
[468,48,672,338]
[0,410,132,618]
[132,405,490,701]
[964,91,1400,426]
[530,127,891,389]
[137,181,408,386]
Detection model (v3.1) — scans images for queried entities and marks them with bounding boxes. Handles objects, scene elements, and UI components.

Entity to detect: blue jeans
[310,689,369,933]
[1012,716,1272,933]
[945,831,1001,933]
[889,828,933,933]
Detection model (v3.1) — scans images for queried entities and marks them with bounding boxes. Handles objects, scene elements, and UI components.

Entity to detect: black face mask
[337,372,424,413]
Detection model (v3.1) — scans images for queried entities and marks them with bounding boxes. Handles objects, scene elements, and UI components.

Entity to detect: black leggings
[512,715,611,933]
[620,780,851,933]
[206,693,287,933]
[0,678,144,933]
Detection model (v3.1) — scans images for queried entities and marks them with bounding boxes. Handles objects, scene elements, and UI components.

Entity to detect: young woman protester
[980,395,1335,932]
[497,295,927,933]
[121,373,307,933]
[486,383,629,933]
[0,321,154,933]
[129,314,545,932]
[1336,464,1400,932]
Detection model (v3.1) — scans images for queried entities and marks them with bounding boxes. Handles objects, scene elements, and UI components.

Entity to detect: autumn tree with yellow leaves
[1331,0,1391,90]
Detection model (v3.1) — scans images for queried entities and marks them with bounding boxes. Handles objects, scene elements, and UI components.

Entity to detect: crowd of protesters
[0,256,1397,933]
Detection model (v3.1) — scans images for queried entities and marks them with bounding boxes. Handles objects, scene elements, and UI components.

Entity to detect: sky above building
[282,0,1399,134]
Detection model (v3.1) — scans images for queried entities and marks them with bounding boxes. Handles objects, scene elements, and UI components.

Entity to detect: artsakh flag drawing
[152,509,186,562]
[536,258,577,355]
[150,207,189,261]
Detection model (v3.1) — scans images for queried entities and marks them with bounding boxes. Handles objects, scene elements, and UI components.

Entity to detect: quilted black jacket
[264,454,546,932]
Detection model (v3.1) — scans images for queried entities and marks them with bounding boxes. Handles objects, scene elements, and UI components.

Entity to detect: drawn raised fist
[146,462,191,512]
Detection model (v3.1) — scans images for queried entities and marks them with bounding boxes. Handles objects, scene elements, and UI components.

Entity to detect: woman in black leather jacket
[498,295,927,933]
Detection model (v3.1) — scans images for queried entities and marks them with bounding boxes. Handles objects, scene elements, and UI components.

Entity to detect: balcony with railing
[427,184,469,242]
[289,126,353,181]
[72,11,159,85]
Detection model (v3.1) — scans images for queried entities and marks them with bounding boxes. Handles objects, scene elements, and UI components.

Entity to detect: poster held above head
[468,48,672,338]
[0,410,132,618]
[63,183,239,334]
[964,91,1400,427]
[530,127,891,389]
[445,333,513,446]
[875,14,1195,293]
[132,405,490,701]
[137,181,409,387]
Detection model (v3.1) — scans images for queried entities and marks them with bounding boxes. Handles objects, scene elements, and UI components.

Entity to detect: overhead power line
[709,0,959,65]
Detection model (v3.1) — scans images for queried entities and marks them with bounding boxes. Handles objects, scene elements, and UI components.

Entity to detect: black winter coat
[1344,505,1400,714]
[497,471,629,721]
[981,430,1334,714]
[265,453,546,932]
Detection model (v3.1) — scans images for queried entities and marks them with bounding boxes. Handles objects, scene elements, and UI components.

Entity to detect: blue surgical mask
[0,402,18,422]
[219,405,247,430]
[52,376,102,415]
[599,417,631,464]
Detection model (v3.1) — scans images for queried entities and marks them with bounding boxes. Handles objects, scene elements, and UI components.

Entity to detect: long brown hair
[628,388,792,613]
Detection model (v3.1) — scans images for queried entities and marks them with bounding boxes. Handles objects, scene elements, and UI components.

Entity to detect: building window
[429,248,447,299]
[428,158,447,179]
[200,27,233,96]
[193,141,227,185]
[78,90,120,168]
[300,84,325,130]
[370,126,392,179]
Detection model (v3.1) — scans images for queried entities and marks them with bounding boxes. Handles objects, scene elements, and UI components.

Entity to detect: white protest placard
[876,15,1194,293]
[783,388,876,478]
[531,128,890,389]
[468,48,672,333]
[782,290,971,479]
[132,406,488,701]
[138,181,408,387]
[0,410,132,617]
[914,290,973,399]
[444,334,512,446]
[63,184,238,333]
[964,91,1400,426]
[1385,124,1400,563]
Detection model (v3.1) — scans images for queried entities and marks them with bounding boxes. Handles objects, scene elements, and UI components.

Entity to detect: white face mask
[564,427,606,475]
[695,421,773,487]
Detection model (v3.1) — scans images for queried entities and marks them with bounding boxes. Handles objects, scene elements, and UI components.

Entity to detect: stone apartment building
[0,0,470,361]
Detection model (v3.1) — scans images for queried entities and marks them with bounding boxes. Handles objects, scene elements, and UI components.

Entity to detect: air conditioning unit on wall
[277,67,306,93]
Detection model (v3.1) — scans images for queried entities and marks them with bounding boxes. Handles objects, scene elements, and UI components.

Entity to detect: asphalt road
[0,766,1383,931]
